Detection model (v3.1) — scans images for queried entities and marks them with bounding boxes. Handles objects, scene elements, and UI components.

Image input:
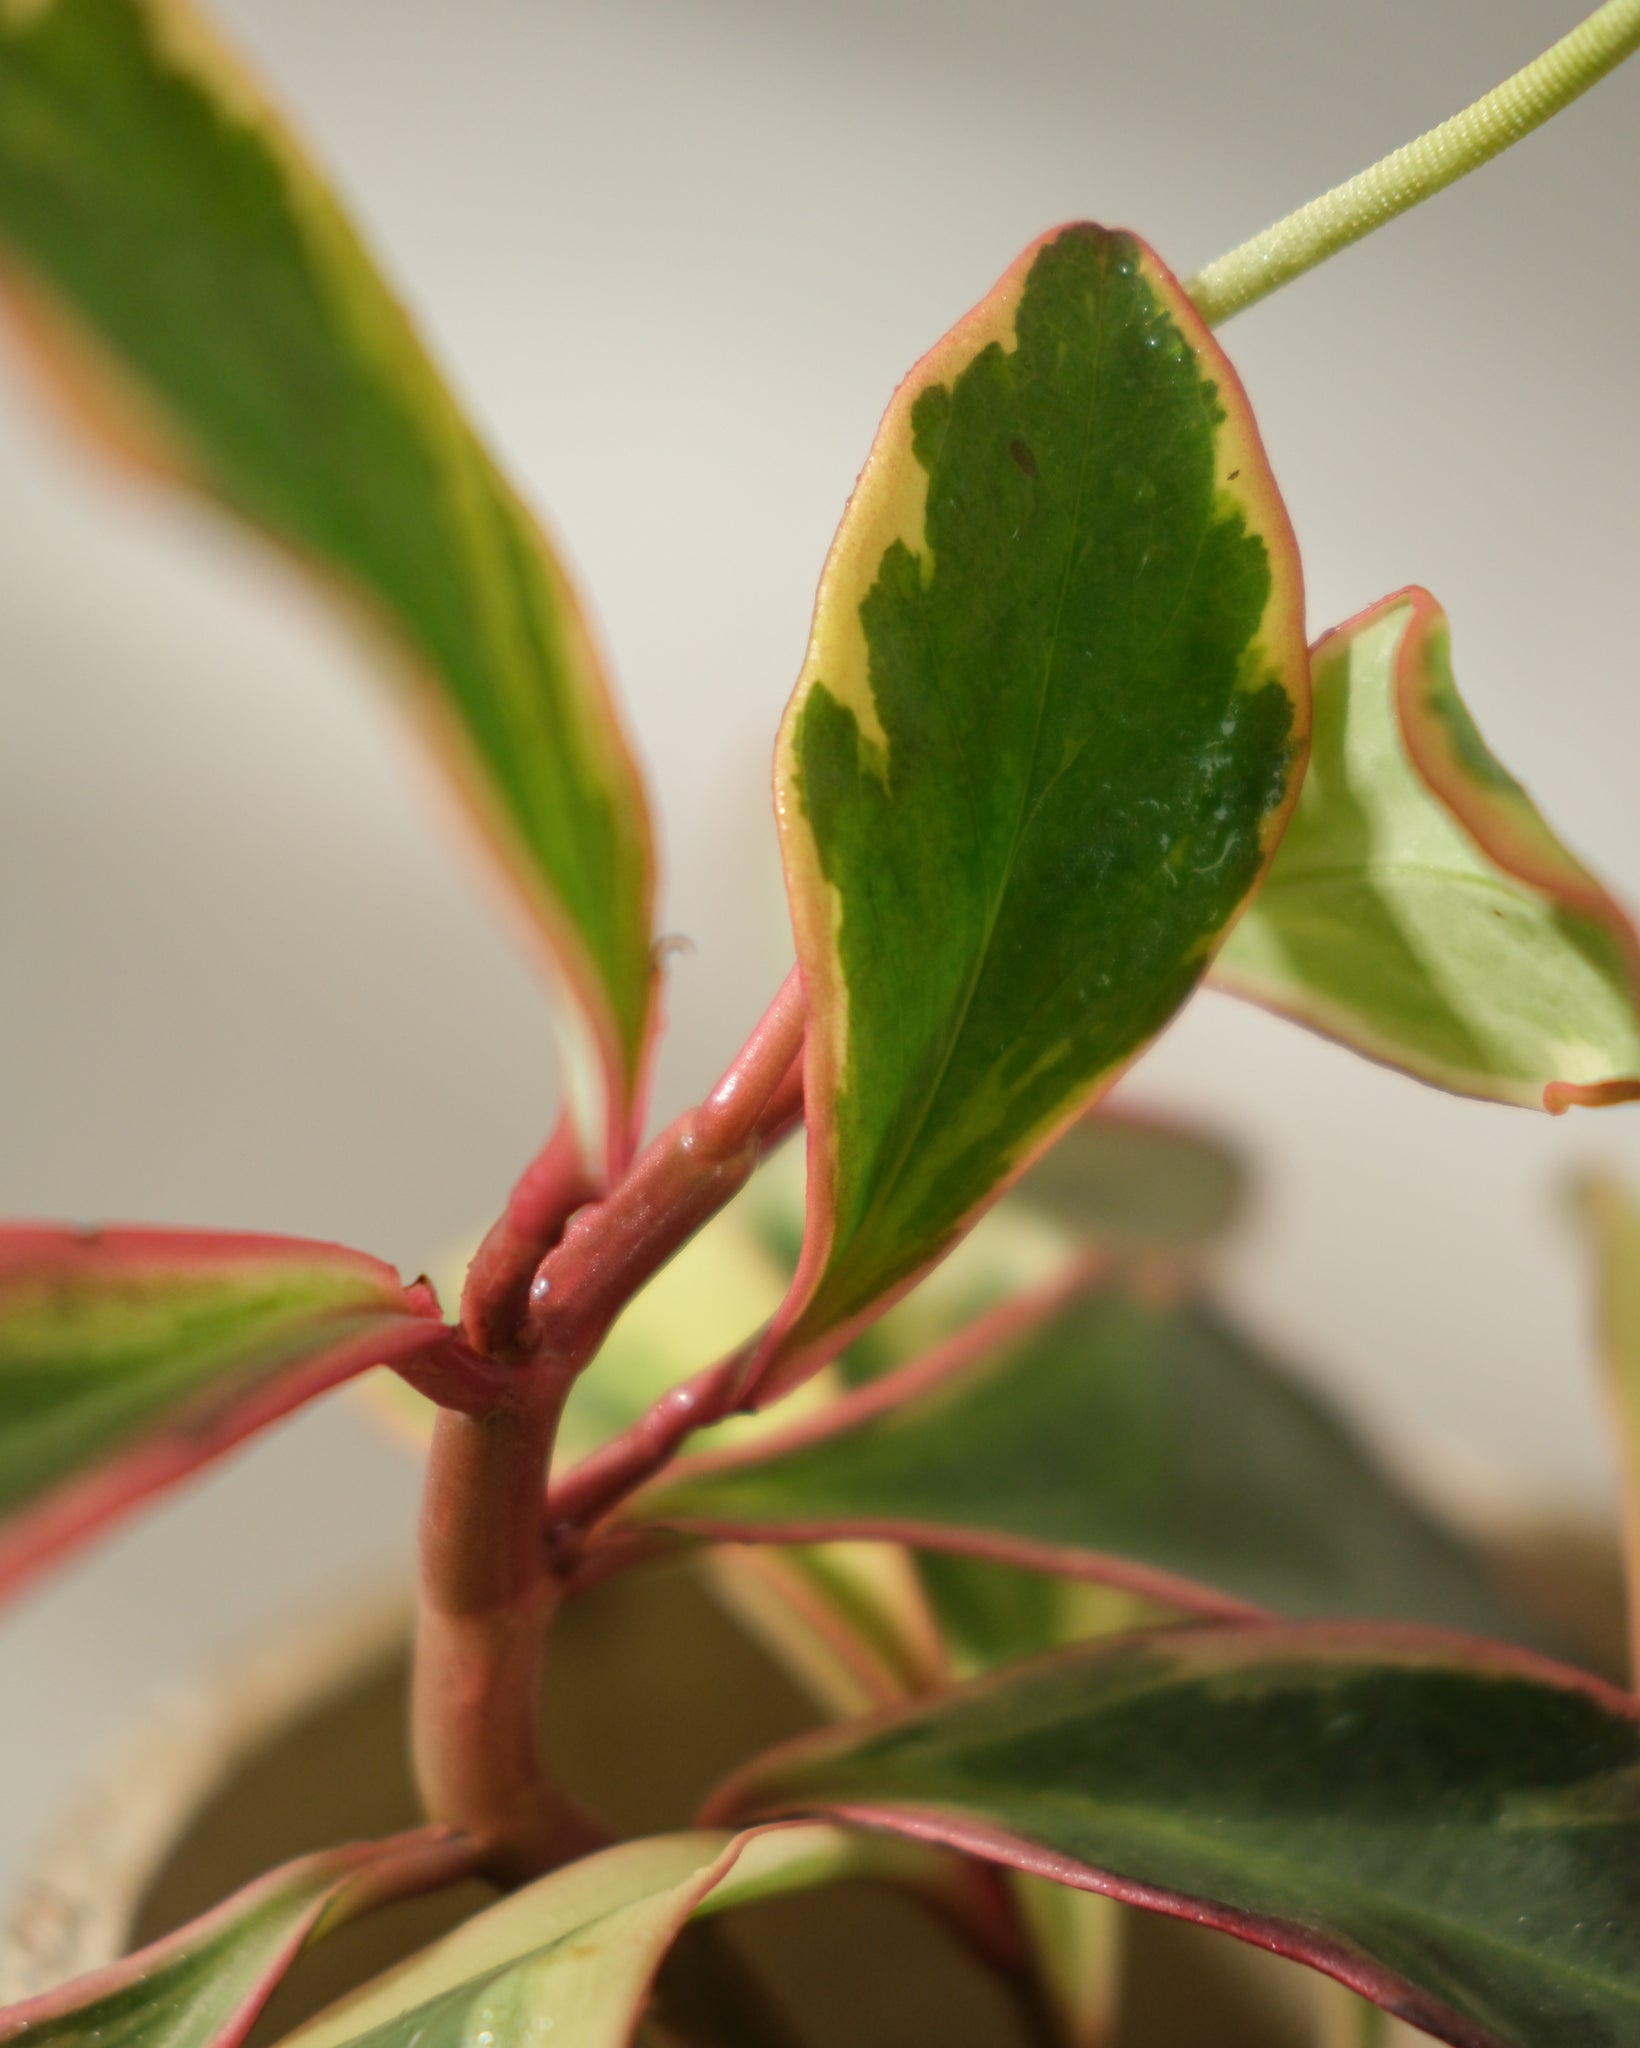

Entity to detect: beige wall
[1,0,1636,1897]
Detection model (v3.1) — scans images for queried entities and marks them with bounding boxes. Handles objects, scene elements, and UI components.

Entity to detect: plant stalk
[412,1383,602,1882]
[414,975,807,1867]
[521,975,806,1372]
[461,1115,599,1358]
[546,1346,753,1544]
[1186,0,1640,326]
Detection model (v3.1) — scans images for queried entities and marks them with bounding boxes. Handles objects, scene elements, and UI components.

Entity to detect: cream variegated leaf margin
[0,1224,458,1603]
[275,1826,893,2048]
[0,0,655,1174]
[763,223,1308,1401]
[1215,588,1640,1110]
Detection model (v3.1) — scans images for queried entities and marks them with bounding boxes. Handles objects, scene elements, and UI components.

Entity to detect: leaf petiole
[1186,0,1640,325]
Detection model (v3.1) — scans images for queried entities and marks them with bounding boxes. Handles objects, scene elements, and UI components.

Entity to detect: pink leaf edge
[701,1618,1640,2048]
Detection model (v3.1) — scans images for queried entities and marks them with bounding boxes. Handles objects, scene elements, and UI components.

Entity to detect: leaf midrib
[836,243,1116,1282]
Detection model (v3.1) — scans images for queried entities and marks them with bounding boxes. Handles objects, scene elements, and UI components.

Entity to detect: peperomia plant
[1,2,1639,2045]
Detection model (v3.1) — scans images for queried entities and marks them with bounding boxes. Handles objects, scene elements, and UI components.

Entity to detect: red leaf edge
[0,1826,475,2048]
[647,1515,1258,1624]
[750,225,1308,1408]
[703,1619,1640,2048]
[619,1253,1257,1621]
[0,1224,464,1602]
[385,631,658,1180]
[1214,587,1640,1115]
[1388,586,1640,1115]
[0,1223,410,1287]
[774,1800,1496,2047]
[0,155,658,1188]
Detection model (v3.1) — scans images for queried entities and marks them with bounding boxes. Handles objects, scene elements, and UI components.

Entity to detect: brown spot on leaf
[1008,437,1038,479]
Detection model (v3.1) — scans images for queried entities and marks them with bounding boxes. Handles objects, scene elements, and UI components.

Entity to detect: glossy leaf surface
[1216,589,1640,1111]
[0,1224,450,1597]
[0,1830,471,2048]
[764,223,1307,1394]
[276,1827,876,2048]
[714,1625,1640,2048]
[0,0,654,1167]
[634,1275,1535,1638]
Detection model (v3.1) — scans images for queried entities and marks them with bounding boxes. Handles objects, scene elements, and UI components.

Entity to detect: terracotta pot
[14,1546,1607,2048]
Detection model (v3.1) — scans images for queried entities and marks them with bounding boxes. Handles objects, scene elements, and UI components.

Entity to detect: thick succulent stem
[412,1384,601,1882]
[412,975,807,1866]
[1186,0,1640,326]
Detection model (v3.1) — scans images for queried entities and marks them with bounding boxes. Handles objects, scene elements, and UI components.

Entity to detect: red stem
[412,1381,603,1881]
[520,1143,758,1370]
[520,974,806,1370]
[691,966,805,1156]
[546,1250,1102,1551]
[411,973,808,1870]
[540,1047,811,1543]
[545,1346,753,1546]
[460,1117,599,1357]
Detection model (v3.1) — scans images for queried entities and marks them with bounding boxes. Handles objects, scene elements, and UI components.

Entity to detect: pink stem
[460,1117,599,1357]
[520,1141,760,1371]
[546,1246,1098,1546]
[545,1345,754,1546]
[519,977,806,1371]
[413,973,808,1870]
[691,966,806,1156]
[412,1382,604,1881]
[539,1036,811,1544]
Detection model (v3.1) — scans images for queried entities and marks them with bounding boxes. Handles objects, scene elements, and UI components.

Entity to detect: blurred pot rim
[0,1586,410,2007]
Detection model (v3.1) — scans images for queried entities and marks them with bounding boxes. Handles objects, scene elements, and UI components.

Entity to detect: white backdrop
[1,0,1636,1899]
